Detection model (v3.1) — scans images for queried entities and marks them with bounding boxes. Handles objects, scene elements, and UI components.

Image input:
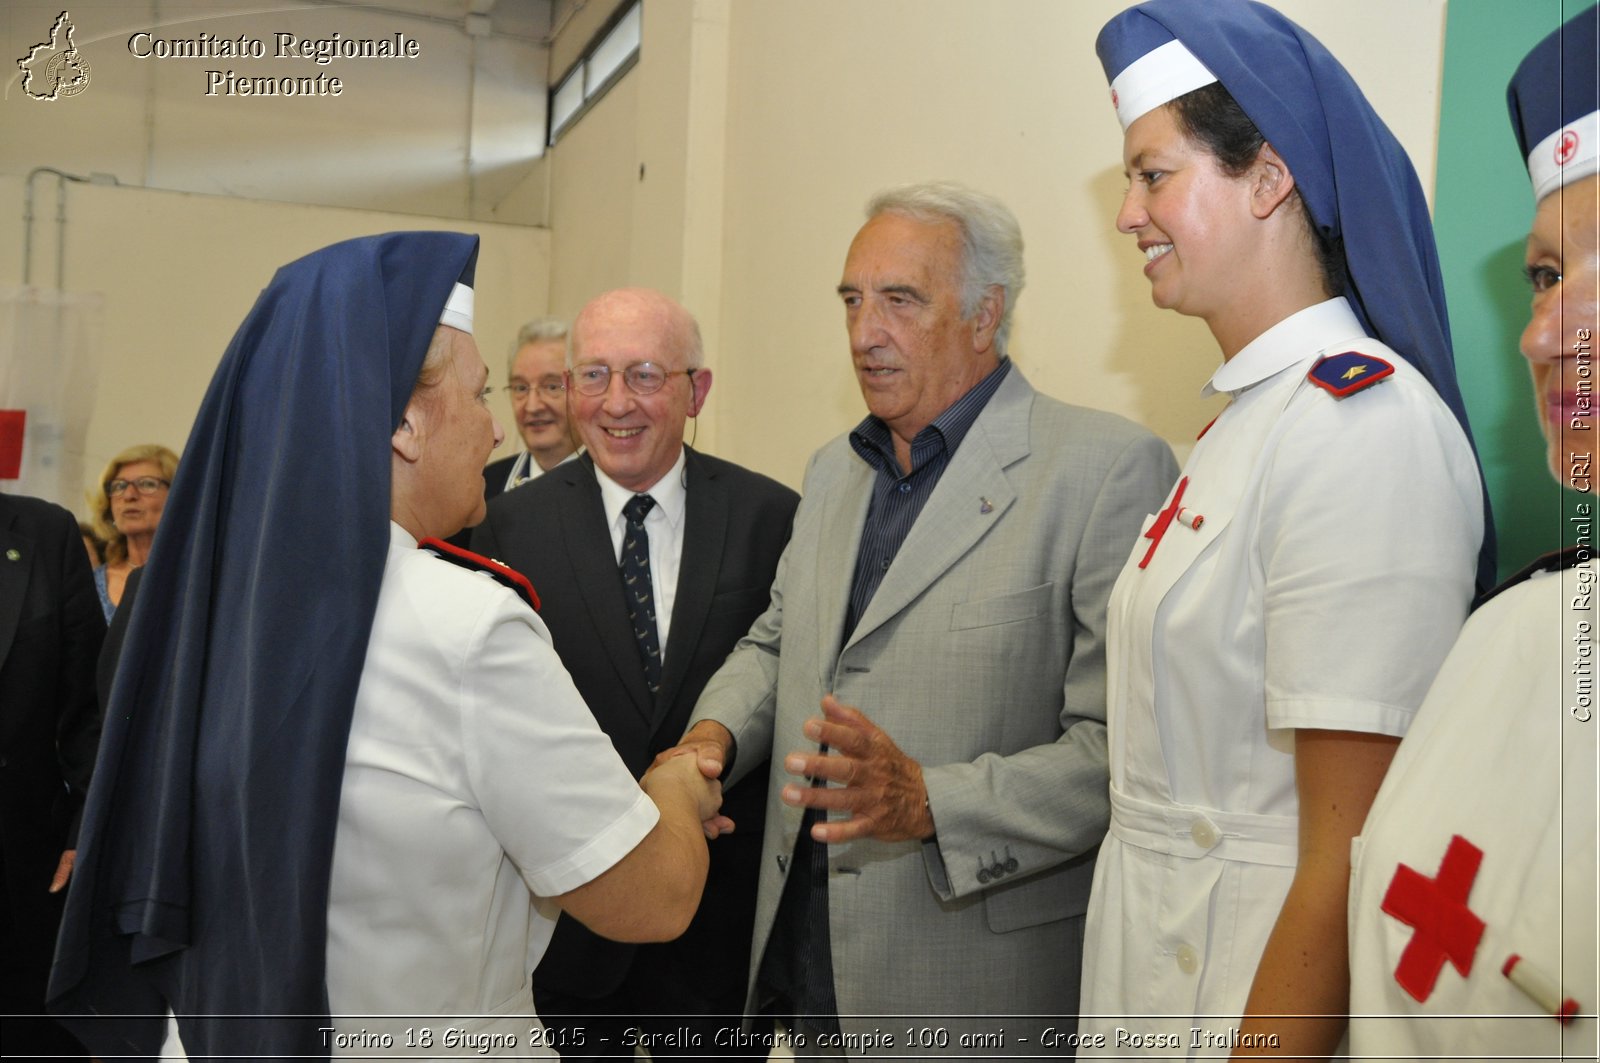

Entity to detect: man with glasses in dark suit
[473,288,798,1060]
[483,318,582,502]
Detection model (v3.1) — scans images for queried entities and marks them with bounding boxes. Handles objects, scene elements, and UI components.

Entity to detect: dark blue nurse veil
[49,231,480,1061]
[1098,0,1497,595]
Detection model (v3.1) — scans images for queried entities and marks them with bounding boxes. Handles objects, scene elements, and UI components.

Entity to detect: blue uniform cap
[1097,0,1496,596]
[1507,4,1600,201]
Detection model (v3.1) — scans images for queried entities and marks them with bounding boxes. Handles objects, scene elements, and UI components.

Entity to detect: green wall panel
[1437,0,1583,578]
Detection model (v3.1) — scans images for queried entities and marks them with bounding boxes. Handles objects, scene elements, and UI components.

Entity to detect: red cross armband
[420,537,541,612]
[1308,351,1395,398]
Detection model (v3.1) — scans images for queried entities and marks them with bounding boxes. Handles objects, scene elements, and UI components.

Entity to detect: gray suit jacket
[690,368,1177,1032]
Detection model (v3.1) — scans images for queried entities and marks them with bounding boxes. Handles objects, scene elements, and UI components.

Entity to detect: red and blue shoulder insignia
[419,537,541,612]
[1308,351,1395,398]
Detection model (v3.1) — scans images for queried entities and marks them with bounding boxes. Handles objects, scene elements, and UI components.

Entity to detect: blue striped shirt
[844,358,1012,634]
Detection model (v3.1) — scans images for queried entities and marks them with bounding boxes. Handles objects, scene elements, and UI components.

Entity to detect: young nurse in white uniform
[1081,2,1494,1056]
[1348,7,1598,1058]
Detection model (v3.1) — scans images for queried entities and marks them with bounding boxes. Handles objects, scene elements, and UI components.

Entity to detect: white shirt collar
[594,447,689,532]
[1204,297,1367,397]
[503,445,584,493]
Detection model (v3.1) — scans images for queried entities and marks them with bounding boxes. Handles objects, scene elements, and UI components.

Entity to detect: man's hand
[780,694,934,844]
[653,719,734,782]
[648,726,736,839]
[50,849,75,893]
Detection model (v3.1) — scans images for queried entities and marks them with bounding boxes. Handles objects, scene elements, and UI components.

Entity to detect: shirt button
[898,482,911,493]
[880,559,890,570]
[1190,819,1219,850]
[1176,944,1200,975]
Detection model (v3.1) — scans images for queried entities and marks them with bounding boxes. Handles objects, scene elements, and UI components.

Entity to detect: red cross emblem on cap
[1558,129,1580,166]
[1381,835,1486,1002]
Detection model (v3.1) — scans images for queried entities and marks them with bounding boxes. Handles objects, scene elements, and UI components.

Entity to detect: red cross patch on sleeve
[1308,351,1395,398]
[1381,834,1486,1002]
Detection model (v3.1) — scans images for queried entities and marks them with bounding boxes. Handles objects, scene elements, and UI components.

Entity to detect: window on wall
[548,1,641,145]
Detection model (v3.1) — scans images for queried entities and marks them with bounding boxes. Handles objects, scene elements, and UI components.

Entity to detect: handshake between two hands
[645,694,936,845]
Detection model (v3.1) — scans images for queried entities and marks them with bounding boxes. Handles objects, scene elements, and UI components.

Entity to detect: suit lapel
[557,457,656,723]
[654,449,722,730]
[817,457,874,672]
[0,504,30,665]
[845,369,1033,650]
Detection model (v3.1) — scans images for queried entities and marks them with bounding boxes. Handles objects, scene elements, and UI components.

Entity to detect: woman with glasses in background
[87,444,178,622]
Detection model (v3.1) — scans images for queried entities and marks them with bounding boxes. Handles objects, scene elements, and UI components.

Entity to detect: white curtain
[0,286,104,509]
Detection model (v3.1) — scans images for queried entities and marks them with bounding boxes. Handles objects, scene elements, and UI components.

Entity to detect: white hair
[866,181,1026,353]
[507,317,568,375]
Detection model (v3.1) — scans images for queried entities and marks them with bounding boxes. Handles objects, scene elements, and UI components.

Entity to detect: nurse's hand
[646,746,735,839]
[780,694,934,844]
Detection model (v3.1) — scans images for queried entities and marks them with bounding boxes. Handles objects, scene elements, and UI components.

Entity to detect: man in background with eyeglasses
[472,287,798,1060]
[483,317,581,501]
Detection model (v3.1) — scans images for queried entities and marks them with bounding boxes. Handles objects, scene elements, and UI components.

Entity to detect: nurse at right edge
[1348,5,1598,1058]
[1080,1,1492,1057]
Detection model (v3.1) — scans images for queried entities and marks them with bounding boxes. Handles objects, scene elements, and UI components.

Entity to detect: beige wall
[545,0,733,448]
[1,1,554,514]
[0,0,551,224]
[3,0,1452,509]
[543,0,1448,488]
[0,174,550,508]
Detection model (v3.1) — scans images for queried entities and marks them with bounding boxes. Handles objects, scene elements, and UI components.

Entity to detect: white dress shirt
[501,446,583,494]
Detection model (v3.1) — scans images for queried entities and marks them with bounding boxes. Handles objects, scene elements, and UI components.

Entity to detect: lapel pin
[979,497,993,514]
[1176,508,1204,531]
[4,549,18,561]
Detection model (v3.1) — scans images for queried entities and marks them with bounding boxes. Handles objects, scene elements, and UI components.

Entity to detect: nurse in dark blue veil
[49,231,480,1060]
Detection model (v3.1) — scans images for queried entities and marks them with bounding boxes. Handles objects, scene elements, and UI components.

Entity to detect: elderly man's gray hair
[507,317,569,376]
[866,181,1026,354]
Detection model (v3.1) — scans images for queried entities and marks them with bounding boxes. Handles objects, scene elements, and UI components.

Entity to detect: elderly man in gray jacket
[665,182,1178,1056]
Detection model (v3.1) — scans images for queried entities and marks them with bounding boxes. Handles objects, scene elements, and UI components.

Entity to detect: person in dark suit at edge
[0,492,104,1060]
[473,288,798,1060]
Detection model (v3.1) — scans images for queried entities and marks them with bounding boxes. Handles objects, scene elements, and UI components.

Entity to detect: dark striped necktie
[619,493,661,693]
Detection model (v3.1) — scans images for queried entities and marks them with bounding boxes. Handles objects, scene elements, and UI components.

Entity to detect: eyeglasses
[502,378,566,400]
[108,476,170,497]
[569,362,696,397]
